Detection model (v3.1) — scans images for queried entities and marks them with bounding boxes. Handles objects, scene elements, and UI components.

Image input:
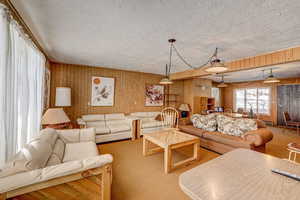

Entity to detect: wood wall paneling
[50,63,184,120]
[170,47,300,80]
[183,78,212,114]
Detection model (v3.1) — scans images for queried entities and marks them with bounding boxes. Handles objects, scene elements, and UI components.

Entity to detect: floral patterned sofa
[179,113,273,154]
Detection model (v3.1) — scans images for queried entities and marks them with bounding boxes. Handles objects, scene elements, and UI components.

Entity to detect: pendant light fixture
[159,64,173,85]
[205,48,228,73]
[159,39,176,85]
[264,68,280,83]
[159,39,228,84]
[217,74,228,87]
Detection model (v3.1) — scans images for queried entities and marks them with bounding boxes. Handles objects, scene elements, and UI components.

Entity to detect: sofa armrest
[0,154,113,194]
[243,128,273,147]
[125,116,137,129]
[77,118,86,128]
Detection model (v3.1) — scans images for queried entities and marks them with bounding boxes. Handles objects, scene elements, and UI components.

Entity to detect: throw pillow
[234,118,257,135]
[46,154,62,166]
[155,114,162,121]
[22,139,53,170]
[191,113,217,131]
[217,114,257,136]
[216,114,234,133]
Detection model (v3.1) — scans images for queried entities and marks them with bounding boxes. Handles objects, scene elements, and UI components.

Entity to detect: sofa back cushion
[57,129,80,143]
[131,112,160,119]
[79,128,96,142]
[147,112,160,118]
[191,114,217,132]
[131,112,149,118]
[39,128,58,148]
[217,115,257,136]
[86,121,106,128]
[105,113,125,120]
[82,114,105,122]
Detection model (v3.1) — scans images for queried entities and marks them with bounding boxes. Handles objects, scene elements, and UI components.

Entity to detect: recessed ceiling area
[203,61,300,83]
[11,0,300,75]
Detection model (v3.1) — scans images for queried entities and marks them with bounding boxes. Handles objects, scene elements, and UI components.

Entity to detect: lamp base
[43,122,71,129]
[181,111,188,118]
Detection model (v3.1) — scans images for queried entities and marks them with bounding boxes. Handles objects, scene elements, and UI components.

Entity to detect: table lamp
[179,104,190,118]
[42,108,71,129]
[55,87,71,107]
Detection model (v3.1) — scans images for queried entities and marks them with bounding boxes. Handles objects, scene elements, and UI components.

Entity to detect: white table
[179,149,300,200]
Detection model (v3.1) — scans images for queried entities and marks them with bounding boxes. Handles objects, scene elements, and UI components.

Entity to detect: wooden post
[0,193,7,200]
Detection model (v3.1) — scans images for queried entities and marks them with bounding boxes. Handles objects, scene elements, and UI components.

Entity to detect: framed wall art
[91,76,115,106]
[145,84,164,106]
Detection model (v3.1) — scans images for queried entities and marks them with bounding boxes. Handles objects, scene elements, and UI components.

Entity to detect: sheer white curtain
[0,4,45,165]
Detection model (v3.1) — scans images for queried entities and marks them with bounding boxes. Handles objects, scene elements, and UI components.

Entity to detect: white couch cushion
[86,121,106,128]
[57,129,80,143]
[107,124,131,133]
[142,120,162,129]
[82,114,105,121]
[63,142,99,162]
[147,112,160,118]
[0,155,113,193]
[39,128,58,148]
[79,128,96,142]
[131,112,149,118]
[105,113,125,120]
[0,168,42,193]
[95,127,110,135]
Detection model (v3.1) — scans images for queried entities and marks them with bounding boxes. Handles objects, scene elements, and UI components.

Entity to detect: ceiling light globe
[159,78,173,85]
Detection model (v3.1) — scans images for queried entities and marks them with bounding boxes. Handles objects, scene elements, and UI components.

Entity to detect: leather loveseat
[179,114,273,154]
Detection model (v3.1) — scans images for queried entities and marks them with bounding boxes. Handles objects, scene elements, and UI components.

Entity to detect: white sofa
[130,112,164,136]
[77,113,135,143]
[0,128,113,200]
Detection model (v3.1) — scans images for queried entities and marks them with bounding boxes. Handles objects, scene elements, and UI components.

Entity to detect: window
[234,88,270,114]
[0,5,46,165]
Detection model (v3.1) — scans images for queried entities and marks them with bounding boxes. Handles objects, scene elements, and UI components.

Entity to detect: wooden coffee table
[143,129,200,173]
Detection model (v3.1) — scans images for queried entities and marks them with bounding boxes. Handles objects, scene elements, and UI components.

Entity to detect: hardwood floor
[99,126,300,200]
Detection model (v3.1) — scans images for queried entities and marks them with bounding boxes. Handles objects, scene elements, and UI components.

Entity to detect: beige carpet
[98,127,300,200]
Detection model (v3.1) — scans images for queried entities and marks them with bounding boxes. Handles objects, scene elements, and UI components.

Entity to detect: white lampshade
[179,104,190,111]
[42,108,70,125]
[55,87,71,107]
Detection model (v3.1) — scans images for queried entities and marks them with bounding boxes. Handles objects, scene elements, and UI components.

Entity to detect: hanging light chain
[166,39,223,72]
[171,43,196,69]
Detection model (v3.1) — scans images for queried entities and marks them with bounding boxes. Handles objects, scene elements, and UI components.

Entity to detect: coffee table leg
[143,137,149,156]
[164,147,172,174]
[193,142,200,160]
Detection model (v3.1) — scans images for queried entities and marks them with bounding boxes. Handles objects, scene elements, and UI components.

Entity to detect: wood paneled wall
[222,77,300,125]
[50,62,184,120]
[183,78,212,114]
[170,46,300,80]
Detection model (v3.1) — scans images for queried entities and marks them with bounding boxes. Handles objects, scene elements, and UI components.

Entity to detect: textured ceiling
[11,0,300,75]
[203,62,300,83]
